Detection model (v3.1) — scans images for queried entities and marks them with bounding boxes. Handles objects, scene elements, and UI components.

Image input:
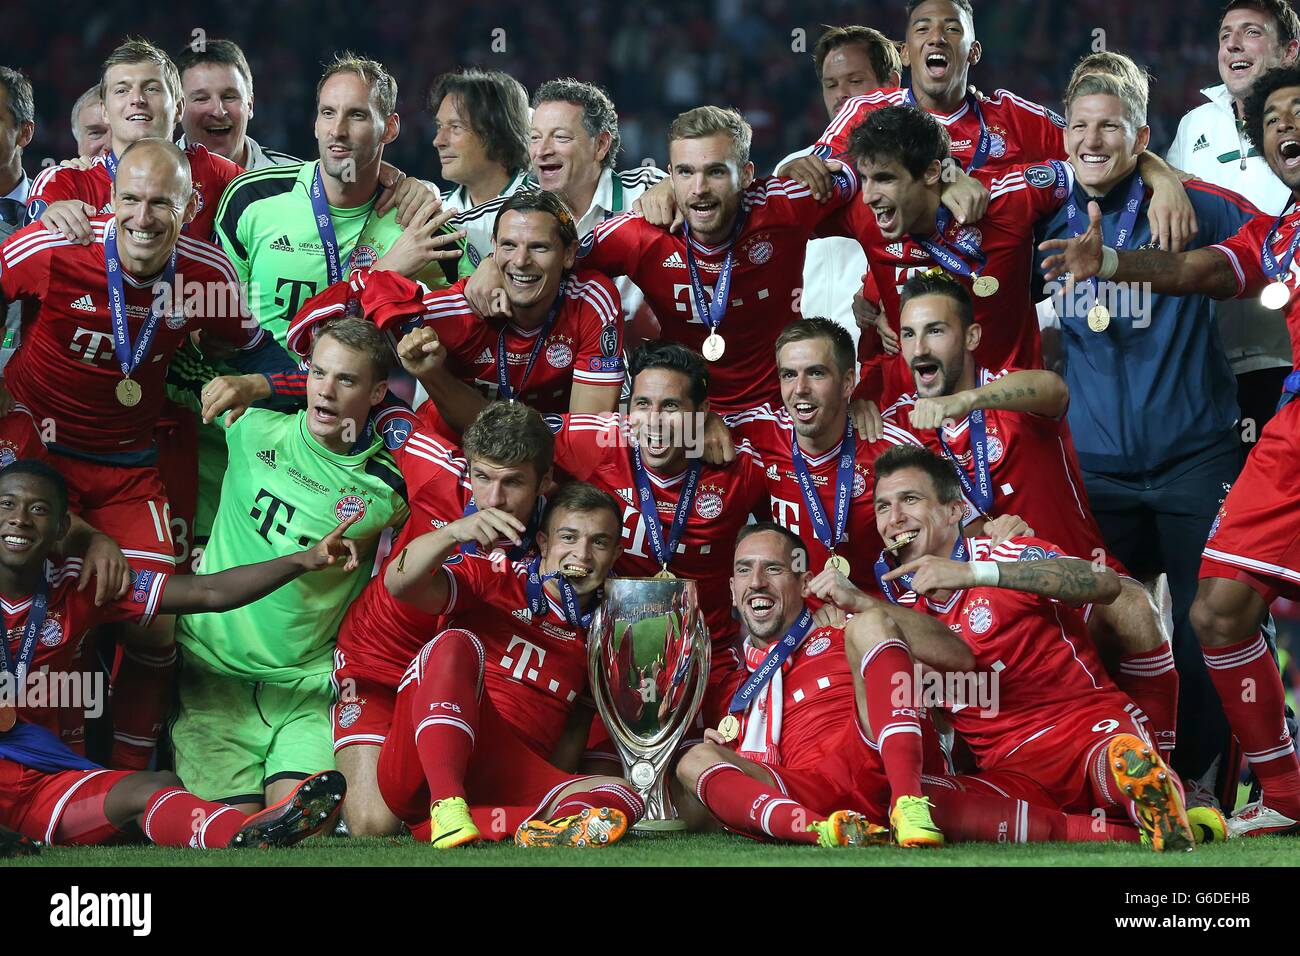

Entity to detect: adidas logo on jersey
[270,235,294,252]
[475,348,494,365]
[512,608,533,623]
[70,294,95,313]
[662,252,687,269]
[257,449,277,468]
[885,242,904,257]
[1192,134,1209,153]
[615,487,635,505]
[766,464,779,481]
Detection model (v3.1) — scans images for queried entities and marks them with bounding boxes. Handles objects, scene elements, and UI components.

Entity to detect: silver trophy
[587,577,711,831]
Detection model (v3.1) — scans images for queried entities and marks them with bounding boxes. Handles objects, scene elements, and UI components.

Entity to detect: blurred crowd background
[8,0,1225,176]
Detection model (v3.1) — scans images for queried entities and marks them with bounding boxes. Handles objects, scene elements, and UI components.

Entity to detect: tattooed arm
[882,554,1121,606]
[907,369,1068,429]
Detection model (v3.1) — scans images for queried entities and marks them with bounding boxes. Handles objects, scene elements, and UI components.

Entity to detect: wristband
[1098,245,1118,280]
[970,561,1000,587]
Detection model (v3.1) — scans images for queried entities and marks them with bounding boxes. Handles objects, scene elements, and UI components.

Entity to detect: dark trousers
[1082,429,1242,795]
[1236,366,1292,451]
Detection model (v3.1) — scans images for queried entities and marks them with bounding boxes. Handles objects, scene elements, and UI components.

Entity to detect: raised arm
[908,368,1069,430]
[395,326,488,435]
[881,552,1121,606]
[384,508,527,613]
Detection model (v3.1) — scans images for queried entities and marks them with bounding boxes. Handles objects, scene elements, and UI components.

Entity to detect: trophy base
[631,818,688,834]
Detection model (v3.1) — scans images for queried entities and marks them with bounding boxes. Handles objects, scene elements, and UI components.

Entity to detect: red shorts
[49,454,175,573]
[952,702,1152,814]
[0,760,131,845]
[1200,399,1300,603]
[154,402,199,573]
[376,653,591,841]
[331,647,398,753]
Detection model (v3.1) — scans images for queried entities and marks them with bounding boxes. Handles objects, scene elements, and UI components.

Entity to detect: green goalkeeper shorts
[170,648,335,803]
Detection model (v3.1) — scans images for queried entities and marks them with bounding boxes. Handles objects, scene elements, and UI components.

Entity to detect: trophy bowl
[587,577,711,832]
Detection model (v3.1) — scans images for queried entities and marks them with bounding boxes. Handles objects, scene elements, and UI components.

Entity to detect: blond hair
[668,106,752,165]
[317,51,398,118]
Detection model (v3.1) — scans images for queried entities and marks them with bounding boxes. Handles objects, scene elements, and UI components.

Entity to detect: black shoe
[229,771,346,849]
[0,826,40,858]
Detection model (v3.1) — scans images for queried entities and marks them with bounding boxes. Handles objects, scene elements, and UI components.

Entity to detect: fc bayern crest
[39,617,63,647]
[852,467,869,499]
[746,238,774,265]
[805,635,832,657]
[545,341,574,368]
[985,433,1004,463]
[956,226,983,248]
[967,600,994,634]
[166,310,187,330]
[987,131,1006,159]
[694,490,723,520]
[0,444,16,468]
[347,245,379,271]
[192,186,205,214]
[337,701,362,729]
[335,495,367,522]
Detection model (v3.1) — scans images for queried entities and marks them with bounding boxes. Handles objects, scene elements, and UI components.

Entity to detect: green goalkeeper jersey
[213,160,472,346]
[176,407,409,683]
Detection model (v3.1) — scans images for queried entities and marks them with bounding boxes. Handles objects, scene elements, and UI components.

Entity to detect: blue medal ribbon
[1259,201,1300,285]
[310,163,346,286]
[0,575,50,709]
[874,535,969,605]
[904,91,991,174]
[789,421,855,558]
[915,205,987,282]
[937,409,994,516]
[496,288,565,403]
[727,607,814,714]
[683,209,746,340]
[629,441,702,574]
[103,150,119,180]
[1064,171,1145,313]
[459,497,542,560]
[524,555,595,629]
[104,219,173,381]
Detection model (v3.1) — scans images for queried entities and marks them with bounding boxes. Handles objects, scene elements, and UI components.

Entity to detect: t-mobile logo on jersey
[500,636,546,682]
[69,327,117,365]
[770,497,801,535]
[250,489,312,547]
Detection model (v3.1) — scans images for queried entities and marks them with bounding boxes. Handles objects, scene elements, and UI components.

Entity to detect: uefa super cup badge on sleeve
[587,577,711,832]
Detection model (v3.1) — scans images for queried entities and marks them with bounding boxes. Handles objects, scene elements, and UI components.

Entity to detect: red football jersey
[576,175,858,413]
[552,412,768,662]
[437,553,591,757]
[0,404,48,465]
[831,161,1072,405]
[713,624,857,770]
[815,88,1066,170]
[3,559,168,749]
[336,420,475,687]
[899,534,1129,769]
[891,367,1124,574]
[25,145,242,243]
[724,403,922,597]
[1210,204,1300,364]
[0,217,267,456]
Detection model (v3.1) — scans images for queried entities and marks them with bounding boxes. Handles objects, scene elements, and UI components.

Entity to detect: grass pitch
[5,832,1294,867]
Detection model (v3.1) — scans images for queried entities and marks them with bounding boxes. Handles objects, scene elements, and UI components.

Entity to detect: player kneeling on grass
[380,481,645,848]
[0,460,357,849]
[675,522,975,848]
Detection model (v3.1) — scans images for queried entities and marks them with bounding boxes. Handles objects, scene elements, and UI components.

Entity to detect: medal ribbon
[1064,170,1144,312]
[103,150,119,180]
[904,90,991,174]
[1259,200,1300,285]
[524,555,594,628]
[789,420,855,556]
[104,219,173,381]
[629,441,702,573]
[310,163,347,286]
[683,209,746,339]
[874,535,969,605]
[0,575,50,709]
[914,205,987,282]
[728,606,814,714]
[496,287,565,402]
[936,409,994,515]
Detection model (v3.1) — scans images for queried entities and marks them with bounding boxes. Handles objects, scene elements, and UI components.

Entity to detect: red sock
[142,788,246,848]
[1115,645,1179,757]
[696,763,818,843]
[859,639,923,807]
[1204,635,1300,815]
[411,630,483,804]
[924,780,1141,843]
[551,782,646,824]
[110,645,177,770]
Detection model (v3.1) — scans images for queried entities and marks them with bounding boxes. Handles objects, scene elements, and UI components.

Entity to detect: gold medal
[1261,280,1291,311]
[653,566,677,580]
[1087,304,1111,332]
[0,704,15,733]
[972,275,999,297]
[702,333,726,362]
[717,714,740,743]
[115,377,142,407]
[826,554,851,577]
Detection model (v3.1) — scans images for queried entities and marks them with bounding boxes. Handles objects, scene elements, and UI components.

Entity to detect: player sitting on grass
[0,460,358,849]
[381,481,646,848]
